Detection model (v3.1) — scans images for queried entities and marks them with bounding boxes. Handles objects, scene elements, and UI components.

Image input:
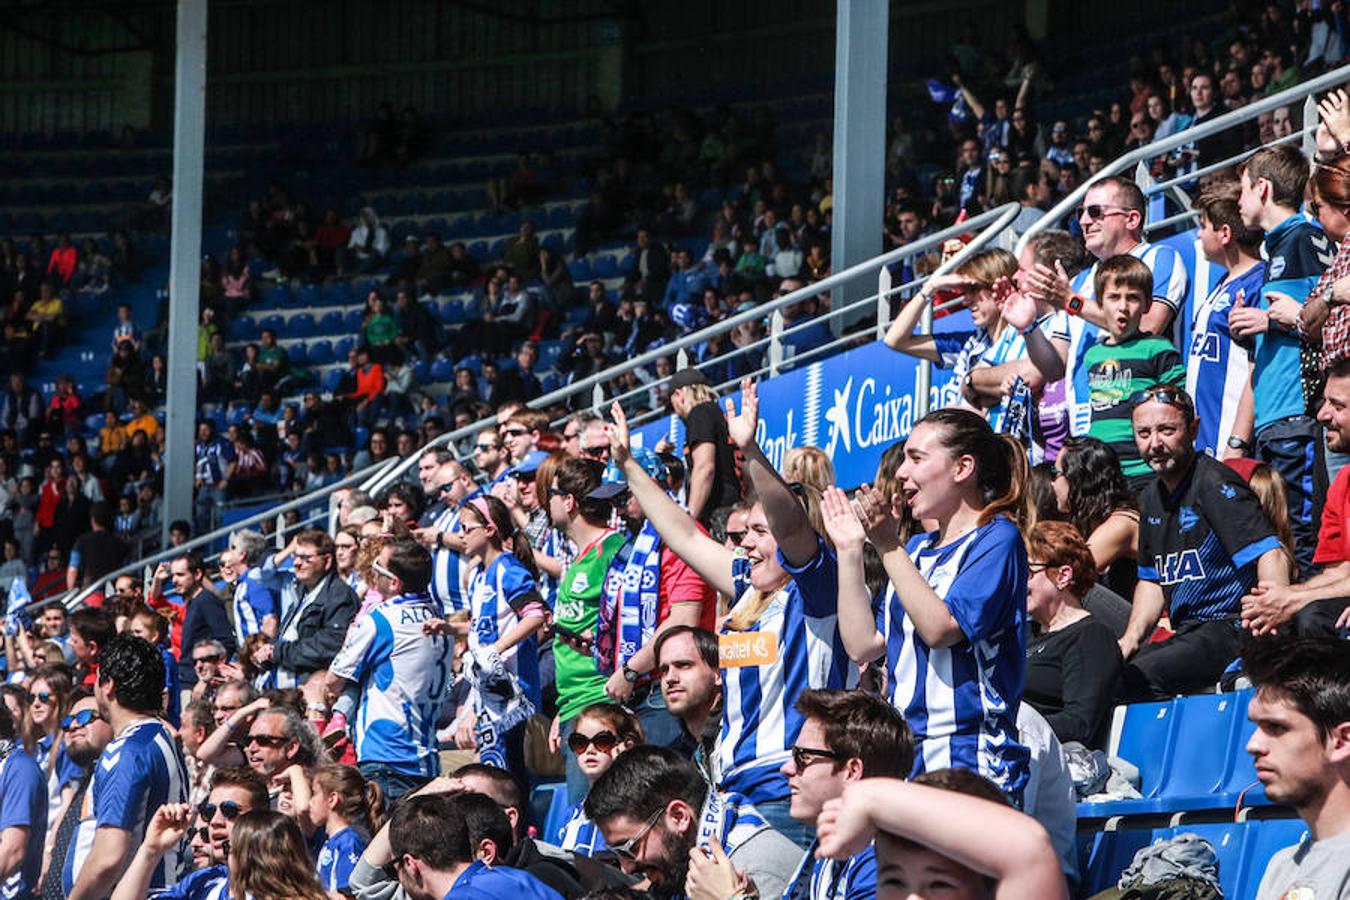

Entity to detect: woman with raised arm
[605,382,854,849]
[822,409,1031,801]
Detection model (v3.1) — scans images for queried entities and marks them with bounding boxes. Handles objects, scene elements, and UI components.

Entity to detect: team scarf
[594,519,663,676]
[695,789,767,854]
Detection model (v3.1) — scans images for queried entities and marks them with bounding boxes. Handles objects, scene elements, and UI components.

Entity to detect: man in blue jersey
[67,635,190,900]
[1235,145,1334,576]
[1029,176,1191,437]
[412,449,480,614]
[327,539,451,801]
[1119,388,1290,701]
[1188,180,1265,459]
[586,746,804,900]
[0,695,46,900]
[110,766,267,900]
[218,529,277,648]
[44,692,111,900]
[780,691,914,900]
[354,791,563,900]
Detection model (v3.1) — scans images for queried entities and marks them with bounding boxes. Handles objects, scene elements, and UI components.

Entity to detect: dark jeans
[1255,415,1319,578]
[1291,597,1350,637]
[1119,618,1245,702]
[359,762,428,804]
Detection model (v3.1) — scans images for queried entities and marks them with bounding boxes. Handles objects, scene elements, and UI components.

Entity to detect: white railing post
[592,383,606,413]
[915,300,933,418]
[1135,160,1158,229]
[876,264,892,342]
[1303,94,1320,161]
[676,348,689,371]
[769,310,785,377]
[275,514,285,547]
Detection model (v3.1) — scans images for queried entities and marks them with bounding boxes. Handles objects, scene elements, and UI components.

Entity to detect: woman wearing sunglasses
[25,665,81,854]
[555,702,642,857]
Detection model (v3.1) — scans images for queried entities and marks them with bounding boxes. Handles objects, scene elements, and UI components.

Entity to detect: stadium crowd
[3,3,1350,900]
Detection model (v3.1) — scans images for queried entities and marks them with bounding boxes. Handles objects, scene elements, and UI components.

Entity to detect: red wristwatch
[1065,292,1086,316]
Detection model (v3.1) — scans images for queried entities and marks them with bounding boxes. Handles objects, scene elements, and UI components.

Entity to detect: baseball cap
[586,448,668,500]
[667,368,710,392]
[509,450,549,477]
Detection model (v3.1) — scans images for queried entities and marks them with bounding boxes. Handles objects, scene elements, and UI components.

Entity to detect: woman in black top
[1024,520,1123,749]
[1053,436,1139,602]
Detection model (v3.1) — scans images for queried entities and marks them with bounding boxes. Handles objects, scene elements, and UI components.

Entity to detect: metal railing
[1018,62,1350,254]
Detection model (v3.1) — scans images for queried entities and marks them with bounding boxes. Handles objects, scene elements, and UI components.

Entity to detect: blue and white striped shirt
[785,843,877,900]
[470,553,543,707]
[429,503,478,614]
[718,537,856,806]
[231,565,277,648]
[882,516,1030,798]
[1187,263,1264,457]
[555,800,606,856]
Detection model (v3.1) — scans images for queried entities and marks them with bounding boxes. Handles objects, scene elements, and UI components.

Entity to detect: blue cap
[587,448,667,500]
[510,450,549,477]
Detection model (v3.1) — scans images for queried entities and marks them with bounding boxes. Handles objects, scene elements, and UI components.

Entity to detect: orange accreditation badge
[719,631,779,668]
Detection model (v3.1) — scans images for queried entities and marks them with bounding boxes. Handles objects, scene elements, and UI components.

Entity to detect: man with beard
[42,691,111,900]
[1118,386,1289,701]
[585,746,802,900]
[1246,636,1350,900]
[109,766,268,900]
[1240,357,1350,635]
[652,626,722,777]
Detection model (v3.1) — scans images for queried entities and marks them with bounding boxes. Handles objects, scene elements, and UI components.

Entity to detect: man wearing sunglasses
[1029,176,1189,437]
[109,766,267,900]
[65,636,189,900]
[45,691,110,900]
[501,410,547,467]
[470,428,511,486]
[586,746,803,900]
[0,685,46,900]
[777,691,914,900]
[414,450,480,615]
[1119,388,1289,702]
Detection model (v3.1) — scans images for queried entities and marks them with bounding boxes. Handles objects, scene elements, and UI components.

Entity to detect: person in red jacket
[34,457,64,555]
[45,375,81,435]
[46,233,77,284]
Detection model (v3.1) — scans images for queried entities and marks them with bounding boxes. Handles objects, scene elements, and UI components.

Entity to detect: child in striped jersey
[306,764,385,893]
[554,703,642,856]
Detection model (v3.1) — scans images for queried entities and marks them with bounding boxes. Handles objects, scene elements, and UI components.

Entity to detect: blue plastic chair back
[1156,692,1239,802]
[1235,818,1307,899]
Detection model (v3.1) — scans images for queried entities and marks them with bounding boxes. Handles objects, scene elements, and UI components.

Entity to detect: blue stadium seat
[1222,690,1271,809]
[540,372,560,393]
[1078,701,1174,818]
[1143,692,1243,814]
[458,355,481,376]
[468,240,489,260]
[592,255,619,280]
[307,340,335,366]
[568,259,593,282]
[412,358,429,383]
[353,426,369,449]
[286,314,317,338]
[264,284,290,308]
[1235,819,1307,899]
[1164,823,1244,899]
[618,252,637,277]
[317,311,344,334]
[343,309,364,333]
[322,282,353,306]
[227,405,250,427]
[429,358,455,382]
[287,343,308,366]
[320,369,345,393]
[1079,827,1165,896]
[227,316,259,342]
[527,781,569,839]
[538,339,564,369]
[258,314,285,335]
[436,299,467,325]
[334,336,356,360]
[295,283,322,308]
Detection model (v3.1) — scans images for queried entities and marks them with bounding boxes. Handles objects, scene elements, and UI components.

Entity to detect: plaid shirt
[1305,233,1350,370]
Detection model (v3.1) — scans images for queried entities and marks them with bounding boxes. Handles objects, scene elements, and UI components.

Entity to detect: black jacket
[275,572,359,678]
[180,588,236,685]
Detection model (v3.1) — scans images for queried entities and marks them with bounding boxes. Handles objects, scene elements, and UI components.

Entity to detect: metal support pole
[162,0,207,548]
[768,310,785,377]
[875,265,892,342]
[829,0,888,331]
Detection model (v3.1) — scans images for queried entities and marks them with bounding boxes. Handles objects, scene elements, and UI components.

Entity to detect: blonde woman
[782,446,835,496]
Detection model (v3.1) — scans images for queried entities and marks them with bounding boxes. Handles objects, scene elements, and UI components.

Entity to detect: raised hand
[999,284,1039,331]
[144,803,194,855]
[723,378,760,450]
[606,400,633,467]
[1025,260,1072,308]
[820,487,867,551]
[1319,89,1350,145]
[854,483,903,553]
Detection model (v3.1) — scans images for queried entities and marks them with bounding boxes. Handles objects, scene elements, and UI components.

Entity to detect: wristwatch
[1065,292,1086,316]
[1227,435,1252,452]
[622,663,641,683]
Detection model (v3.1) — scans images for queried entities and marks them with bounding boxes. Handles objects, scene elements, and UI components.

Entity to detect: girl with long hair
[229,811,328,900]
[605,384,854,849]
[825,408,1032,800]
[307,764,386,892]
[1053,436,1139,600]
[24,665,79,844]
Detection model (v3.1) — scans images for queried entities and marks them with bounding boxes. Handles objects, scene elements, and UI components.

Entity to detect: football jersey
[719,536,856,806]
[555,800,606,856]
[1084,335,1185,478]
[1055,241,1190,435]
[469,553,544,707]
[1254,213,1332,430]
[316,826,366,892]
[231,566,278,647]
[66,719,189,894]
[931,324,1027,432]
[785,844,877,900]
[1187,263,1265,457]
[0,748,46,900]
[430,503,478,614]
[329,591,453,776]
[1137,455,1282,625]
[554,531,628,722]
[882,516,1030,797]
[160,864,228,900]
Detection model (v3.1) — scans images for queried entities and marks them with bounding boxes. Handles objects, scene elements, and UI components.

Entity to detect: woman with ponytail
[442,494,546,780]
[307,763,385,892]
[824,408,1032,801]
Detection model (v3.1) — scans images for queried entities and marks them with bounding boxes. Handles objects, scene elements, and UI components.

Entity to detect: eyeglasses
[610,806,666,862]
[474,444,498,453]
[567,730,620,754]
[547,487,571,498]
[244,733,290,749]
[1027,561,1051,574]
[1075,204,1132,221]
[371,561,398,582]
[790,745,844,773]
[61,709,102,730]
[1130,387,1193,418]
[194,653,224,665]
[198,801,245,821]
[501,428,528,438]
[293,552,318,563]
[580,445,608,459]
[725,530,747,545]
[27,691,53,705]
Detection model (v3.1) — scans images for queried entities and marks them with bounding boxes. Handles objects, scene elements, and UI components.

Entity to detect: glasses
[502,428,528,438]
[194,653,224,665]
[293,552,318,563]
[790,745,844,773]
[580,445,608,459]
[547,487,571,498]
[189,826,211,843]
[198,801,245,821]
[61,709,102,730]
[1027,561,1051,574]
[1075,204,1132,221]
[610,806,666,862]
[725,530,747,545]
[567,730,620,754]
[474,444,498,453]
[1130,387,1193,417]
[371,561,398,582]
[244,733,290,749]
[28,691,53,705]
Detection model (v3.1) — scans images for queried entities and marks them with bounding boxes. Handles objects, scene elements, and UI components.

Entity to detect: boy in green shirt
[547,455,629,802]
[1084,254,1185,483]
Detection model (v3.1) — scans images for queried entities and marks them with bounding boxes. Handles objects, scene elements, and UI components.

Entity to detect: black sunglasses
[1130,387,1194,418]
[27,691,53,705]
[568,730,620,754]
[789,745,844,772]
[194,653,224,665]
[198,801,245,821]
[1075,204,1131,221]
[725,529,747,545]
[244,734,290,749]
[513,472,536,483]
[580,445,609,459]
